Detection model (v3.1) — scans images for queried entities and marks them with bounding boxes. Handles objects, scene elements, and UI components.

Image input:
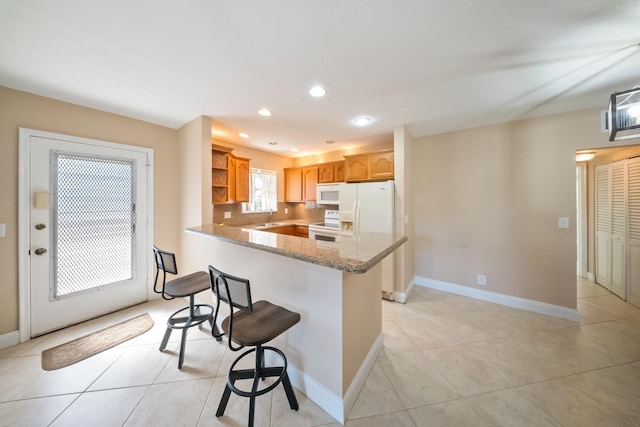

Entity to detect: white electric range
[308,210,340,242]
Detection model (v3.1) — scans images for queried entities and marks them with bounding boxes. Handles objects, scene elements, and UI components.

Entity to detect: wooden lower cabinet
[266,225,309,238]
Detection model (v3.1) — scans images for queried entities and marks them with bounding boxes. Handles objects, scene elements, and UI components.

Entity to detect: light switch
[558,217,570,229]
[0,223,5,237]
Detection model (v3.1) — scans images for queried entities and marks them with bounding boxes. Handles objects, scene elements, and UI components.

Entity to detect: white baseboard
[587,272,595,282]
[342,332,383,420]
[393,279,416,304]
[414,276,580,322]
[286,332,383,425]
[0,330,20,350]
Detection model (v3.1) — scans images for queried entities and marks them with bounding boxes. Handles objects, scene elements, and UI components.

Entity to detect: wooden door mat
[41,312,154,370]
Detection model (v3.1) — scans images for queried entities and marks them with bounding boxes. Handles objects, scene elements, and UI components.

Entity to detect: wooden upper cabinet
[211,144,250,204]
[227,155,236,202]
[335,161,345,182]
[344,149,394,182]
[302,167,318,201]
[284,168,303,202]
[345,156,369,182]
[234,157,250,202]
[285,166,318,202]
[369,151,394,180]
[318,161,346,183]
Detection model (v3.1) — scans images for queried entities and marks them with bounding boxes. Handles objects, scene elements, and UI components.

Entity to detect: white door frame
[18,128,154,343]
[576,163,588,278]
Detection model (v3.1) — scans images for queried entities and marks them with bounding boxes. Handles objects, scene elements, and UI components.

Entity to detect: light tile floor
[1,278,640,426]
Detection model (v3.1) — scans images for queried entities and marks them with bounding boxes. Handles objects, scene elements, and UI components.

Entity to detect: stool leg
[281,372,299,411]
[216,383,233,417]
[209,316,223,342]
[159,326,172,352]
[178,327,188,369]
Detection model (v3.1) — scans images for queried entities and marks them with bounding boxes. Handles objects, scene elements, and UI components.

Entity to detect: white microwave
[316,184,340,205]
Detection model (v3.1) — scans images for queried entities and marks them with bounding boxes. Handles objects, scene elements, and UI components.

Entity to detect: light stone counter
[187,223,407,273]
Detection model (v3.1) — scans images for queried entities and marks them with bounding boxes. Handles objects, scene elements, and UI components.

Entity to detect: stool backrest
[152,245,178,300]
[208,265,253,350]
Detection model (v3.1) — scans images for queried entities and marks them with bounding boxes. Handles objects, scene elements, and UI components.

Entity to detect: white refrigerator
[339,180,395,299]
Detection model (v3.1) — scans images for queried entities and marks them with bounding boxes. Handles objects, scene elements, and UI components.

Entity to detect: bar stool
[153,246,221,369]
[208,265,300,427]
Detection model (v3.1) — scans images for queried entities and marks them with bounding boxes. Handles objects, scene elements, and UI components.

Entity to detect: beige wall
[413,107,638,309]
[0,86,179,335]
[293,141,394,167]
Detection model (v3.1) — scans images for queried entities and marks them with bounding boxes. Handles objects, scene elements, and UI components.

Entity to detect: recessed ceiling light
[238,133,249,138]
[258,108,272,117]
[309,86,326,97]
[353,117,372,126]
[291,148,299,152]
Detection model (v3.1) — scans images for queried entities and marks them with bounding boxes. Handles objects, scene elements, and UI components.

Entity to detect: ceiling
[1,1,639,157]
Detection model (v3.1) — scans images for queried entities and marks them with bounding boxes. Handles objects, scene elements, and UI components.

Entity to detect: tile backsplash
[212,202,326,226]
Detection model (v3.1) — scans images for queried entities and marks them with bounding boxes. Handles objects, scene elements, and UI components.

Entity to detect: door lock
[34,248,48,255]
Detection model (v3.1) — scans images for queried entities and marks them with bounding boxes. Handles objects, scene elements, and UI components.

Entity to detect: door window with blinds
[53,152,136,299]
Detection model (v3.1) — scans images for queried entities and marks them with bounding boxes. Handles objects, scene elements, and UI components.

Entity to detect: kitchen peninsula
[184,224,407,424]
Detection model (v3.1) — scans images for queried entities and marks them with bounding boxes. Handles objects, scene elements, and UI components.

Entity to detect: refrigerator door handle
[355,200,360,236]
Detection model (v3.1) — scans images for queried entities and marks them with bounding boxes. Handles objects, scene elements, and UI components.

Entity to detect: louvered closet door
[610,161,627,298]
[628,157,640,308]
[595,164,612,289]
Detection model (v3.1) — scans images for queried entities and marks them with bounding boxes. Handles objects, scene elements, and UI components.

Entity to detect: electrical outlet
[285,208,288,214]
[477,274,486,286]
[224,212,231,219]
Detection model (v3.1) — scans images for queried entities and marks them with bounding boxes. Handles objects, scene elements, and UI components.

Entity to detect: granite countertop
[187,224,407,273]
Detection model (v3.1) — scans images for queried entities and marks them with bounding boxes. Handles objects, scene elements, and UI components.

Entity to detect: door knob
[35,223,46,230]
[34,248,47,255]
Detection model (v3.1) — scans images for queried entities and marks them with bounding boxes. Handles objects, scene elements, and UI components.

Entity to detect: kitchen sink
[254,222,286,228]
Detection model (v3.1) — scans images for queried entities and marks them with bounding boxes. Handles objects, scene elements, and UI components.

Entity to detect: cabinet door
[235,158,250,202]
[318,164,335,183]
[302,167,318,201]
[610,161,626,299]
[345,156,369,182]
[335,161,345,182]
[595,164,612,289]
[628,157,640,308]
[227,156,237,202]
[285,168,303,202]
[370,152,394,180]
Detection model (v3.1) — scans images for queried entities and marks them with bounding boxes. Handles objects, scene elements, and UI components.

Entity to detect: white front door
[21,129,152,337]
